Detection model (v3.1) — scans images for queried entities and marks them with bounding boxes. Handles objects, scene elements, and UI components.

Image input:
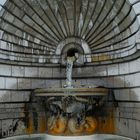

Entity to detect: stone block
[31,79,41,89]
[113,90,120,100]
[0,91,11,102]
[128,119,136,138]
[31,79,46,89]
[73,66,107,77]
[125,73,138,87]
[133,3,140,14]
[114,76,125,88]
[119,102,135,108]
[129,61,137,73]
[11,91,24,102]
[119,89,130,100]
[5,78,18,89]
[0,77,5,89]
[46,80,61,88]
[94,66,107,76]
[86,78,104,87]
[73,67,98,77]
[52,68,61,78]
[116,118,129,137]
[17,78,32,89]
[107,64,119,76]
[134,103,140,108]
[23,92,30,101]
[0,65,11,76]
[124,75,131,87]
[107,77,114,87]
[133,108,140,120]
[136,121,140,134]
[25,67,39,77]
[136,58,140,71]
[129,88,140,101]
[39,67,52,77]
[12,66,25,77]
[101,77,108,87]
[134,73,140,86]
[119,63,129,74]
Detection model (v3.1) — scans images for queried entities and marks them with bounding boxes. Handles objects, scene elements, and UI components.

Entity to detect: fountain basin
[34,87,108,96]
[1,134,134,140]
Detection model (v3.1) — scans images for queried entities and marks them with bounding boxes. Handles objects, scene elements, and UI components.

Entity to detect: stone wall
[0,56,140,138]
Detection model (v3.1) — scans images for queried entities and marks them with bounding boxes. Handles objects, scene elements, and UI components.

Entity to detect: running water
[66,56,76,88]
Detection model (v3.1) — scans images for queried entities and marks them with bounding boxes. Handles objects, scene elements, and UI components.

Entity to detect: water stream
[66,56,76,88]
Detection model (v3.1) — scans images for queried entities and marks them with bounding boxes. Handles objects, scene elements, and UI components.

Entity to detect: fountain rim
[34,87,108,96]
[1,134,134,140]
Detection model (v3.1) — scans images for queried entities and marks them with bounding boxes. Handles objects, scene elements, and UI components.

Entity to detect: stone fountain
[30,48,112,136]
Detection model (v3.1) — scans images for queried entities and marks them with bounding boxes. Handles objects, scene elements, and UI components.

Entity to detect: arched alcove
[0,0,140,139]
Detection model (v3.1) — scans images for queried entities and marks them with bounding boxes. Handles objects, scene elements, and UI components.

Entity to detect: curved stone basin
[2,134,134,140]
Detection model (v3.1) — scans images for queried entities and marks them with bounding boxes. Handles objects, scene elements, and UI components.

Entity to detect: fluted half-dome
[0,0,140,64]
